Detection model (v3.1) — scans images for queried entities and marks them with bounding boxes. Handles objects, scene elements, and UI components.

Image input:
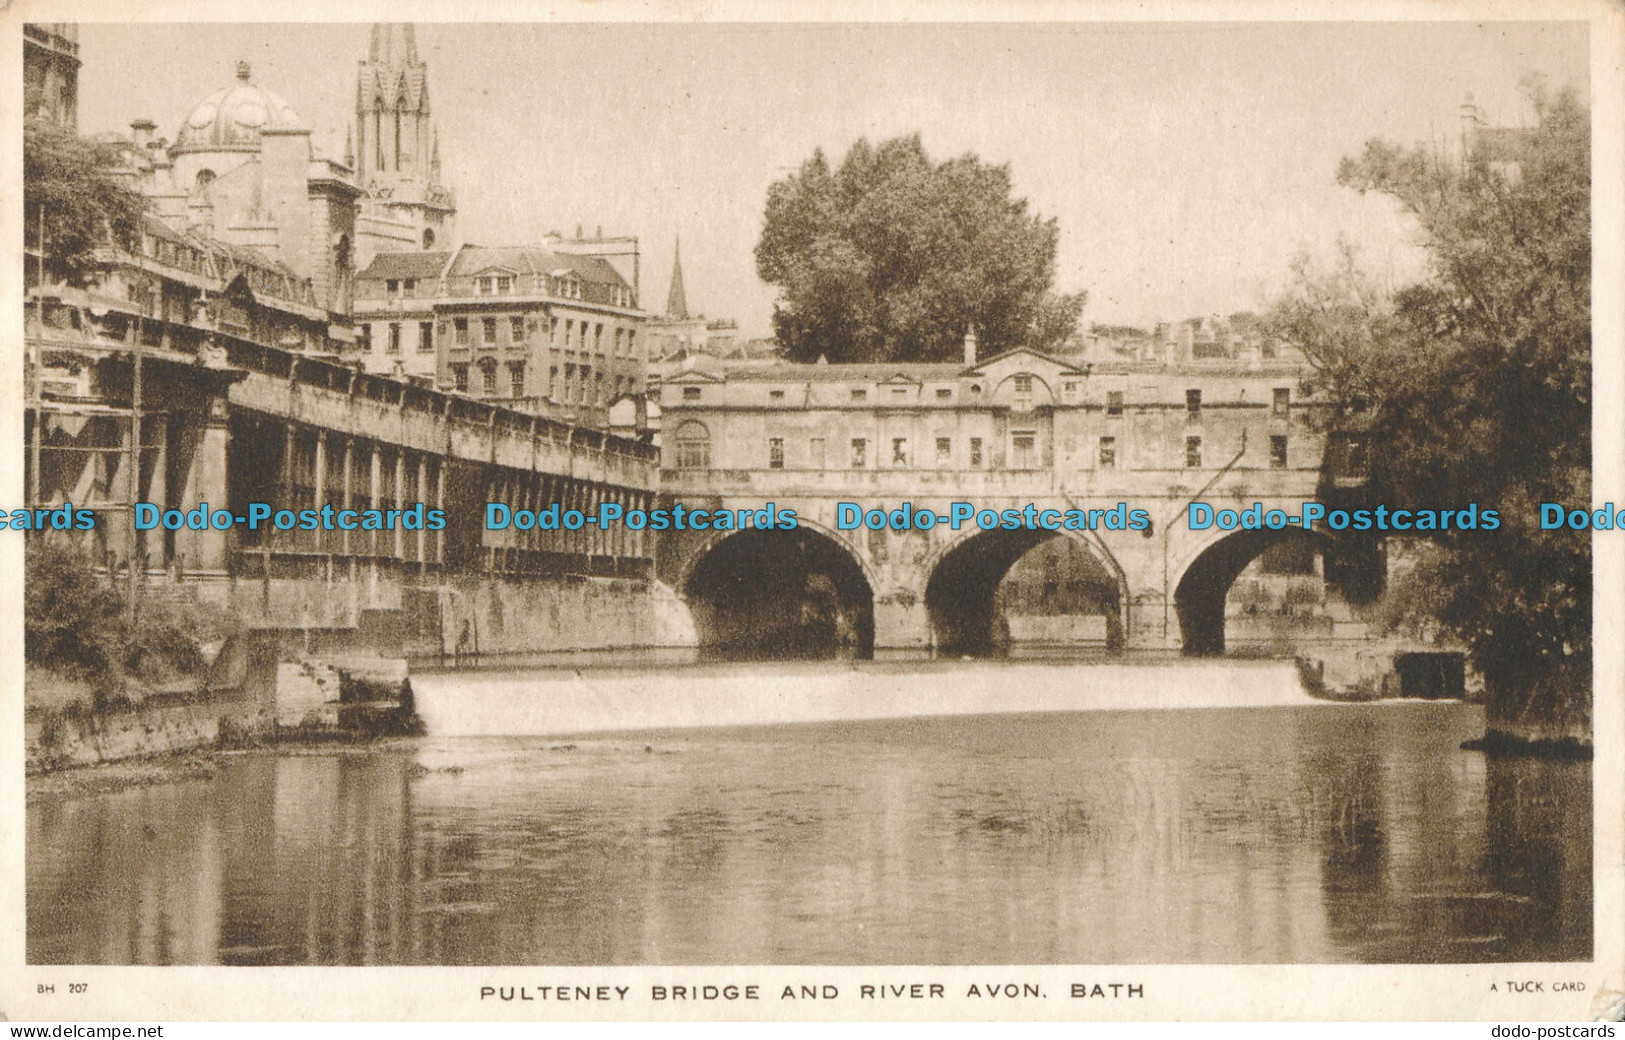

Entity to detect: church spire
[665,237,689,320]
[369,23,419,65]
[353,23,455,267]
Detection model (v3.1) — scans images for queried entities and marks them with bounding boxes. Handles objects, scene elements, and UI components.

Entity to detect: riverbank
[25,738,431,804]
[25,655,420,776]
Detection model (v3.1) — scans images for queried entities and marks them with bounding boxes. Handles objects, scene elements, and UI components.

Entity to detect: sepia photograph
[6,0,1622,1022]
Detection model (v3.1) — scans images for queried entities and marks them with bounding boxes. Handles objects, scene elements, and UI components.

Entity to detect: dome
[171,61,303,154]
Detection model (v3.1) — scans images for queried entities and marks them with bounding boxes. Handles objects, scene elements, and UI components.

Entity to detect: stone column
[312,430,327,556]
[435,461,446,564]
[393,451,406,561]
[176,398,231,574]
[416,456,429,566]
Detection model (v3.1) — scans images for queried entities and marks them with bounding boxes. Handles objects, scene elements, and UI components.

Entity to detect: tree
[1270,85,1590,743]
[24,116,146,286]
[756,134,1083,363]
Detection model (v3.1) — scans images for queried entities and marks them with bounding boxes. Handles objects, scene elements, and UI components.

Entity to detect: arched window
[674,420,711,470]
[422,227,436,249]
[195,169,216,190]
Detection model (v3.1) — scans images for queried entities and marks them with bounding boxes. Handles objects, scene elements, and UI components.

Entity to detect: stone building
[354,244,646,426]
[657,333,1308,480]
[91,59,364,325]
[23,23,81,130]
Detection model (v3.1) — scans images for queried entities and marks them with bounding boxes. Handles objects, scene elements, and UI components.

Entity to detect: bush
[25,541,125,681]
[25,541,242,697]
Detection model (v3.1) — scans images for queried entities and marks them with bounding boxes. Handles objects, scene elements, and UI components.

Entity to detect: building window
[1344,437,1370,477]
[452,364,469,392]
[1186,389,1202,419]
[509,362,526,398]
[595,324,605,354]
[1011,432,1036,469]
[454,317,468,345]
[477,276,492,295]
[627,330,637,356]
[387,322,402,354]
[936,388,952,400]
[769,438,784,469]
[360,324,373,352]
[850,388,867,401]
[936,437,951,464]
[683,386,701,400]
[1273,387,1291,417]
[970,437,983,467]
[1099,436,1117,470]
[1270,434,1288,469]
[482,317,497,346]
[1064,381,1077,394]
[496,276,513,294]
[850,438,867,468]
[403,278,417,297]
[1106,390,1124,416]
[810,437,826,468]
[510,316,525,342]
[549,365,558,399]
[770,390,785,400]
[675,422,710,470]
[1013,374,1033,394]
[386,279,399,295]
[564,320,575,351]
[481,363,498,394]
[418,321,434,353]
[892,438,909,467]
[1185,435,1202,468]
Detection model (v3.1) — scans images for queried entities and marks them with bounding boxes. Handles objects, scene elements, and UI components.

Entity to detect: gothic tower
[353,23,456,264]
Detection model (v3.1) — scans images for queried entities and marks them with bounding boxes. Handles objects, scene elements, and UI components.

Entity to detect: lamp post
[127,275,153,624]
[30,204,45,511]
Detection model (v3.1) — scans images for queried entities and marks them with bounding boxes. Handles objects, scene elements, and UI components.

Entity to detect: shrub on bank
[24,542,241,711]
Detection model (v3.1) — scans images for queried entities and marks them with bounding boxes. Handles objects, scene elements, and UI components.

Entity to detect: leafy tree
[24,116,146,286]
[756,134,1083,363]
[1270,85,1590,742]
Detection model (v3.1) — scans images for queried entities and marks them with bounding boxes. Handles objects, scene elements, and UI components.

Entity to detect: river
[26,661,1591,965]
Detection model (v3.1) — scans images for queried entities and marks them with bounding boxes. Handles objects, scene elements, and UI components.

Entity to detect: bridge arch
[679,519,876,660]
[922,527,1127,657]
[1172,525,1335,656]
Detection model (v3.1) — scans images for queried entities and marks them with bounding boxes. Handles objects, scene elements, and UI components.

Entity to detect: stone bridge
[653,347,1371,656]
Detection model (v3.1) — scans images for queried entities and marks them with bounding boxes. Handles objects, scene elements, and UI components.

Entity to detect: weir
[410,658,1322,738]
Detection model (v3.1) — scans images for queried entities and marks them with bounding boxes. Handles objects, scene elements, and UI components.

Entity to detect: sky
[76,20,1588,339]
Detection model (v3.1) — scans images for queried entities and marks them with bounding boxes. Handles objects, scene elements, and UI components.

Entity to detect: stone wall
[435,575,696,657]
[25,696,277,774]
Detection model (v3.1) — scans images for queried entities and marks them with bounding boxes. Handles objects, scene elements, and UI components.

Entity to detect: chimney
[963,325,978,366]
[130,118,156,151]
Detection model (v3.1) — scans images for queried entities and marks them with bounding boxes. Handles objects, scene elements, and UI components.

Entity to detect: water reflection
[28,700,1590,964]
